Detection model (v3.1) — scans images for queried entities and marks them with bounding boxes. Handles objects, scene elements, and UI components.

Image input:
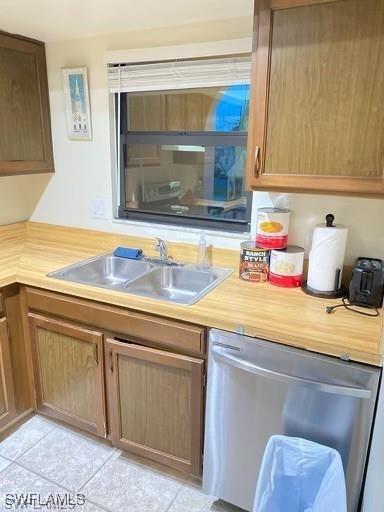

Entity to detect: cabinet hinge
[203,372,207,388]
[109,351,114,373]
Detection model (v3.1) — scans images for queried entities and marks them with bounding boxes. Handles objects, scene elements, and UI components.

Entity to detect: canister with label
[256,208,290,249]
[269,246,304,287]
[239,242,270,283]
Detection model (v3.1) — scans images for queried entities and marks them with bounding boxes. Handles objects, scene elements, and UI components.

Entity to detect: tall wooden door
[106,338,204,476]
[28,313,106,437]
[246,0,384,195]
[0,318,16,429]
[0,32,54,175]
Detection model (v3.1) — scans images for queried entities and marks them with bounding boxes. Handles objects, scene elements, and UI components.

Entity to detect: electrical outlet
[91,198,107,219]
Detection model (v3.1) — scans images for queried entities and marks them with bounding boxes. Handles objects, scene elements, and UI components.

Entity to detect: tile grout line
[14,426,58,463]
[0,423,58,464]
[12,460,109,512]
[75,449,122,512]
[1,417,205,512]
[77,448,118,493]
[12,427,117,493]
[164,482,184,512]
[115,454,193,486]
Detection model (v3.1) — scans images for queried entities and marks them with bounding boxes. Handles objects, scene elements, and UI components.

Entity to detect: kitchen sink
[124,265,223,305]
[48,255,154,289]
[48,253,232,305]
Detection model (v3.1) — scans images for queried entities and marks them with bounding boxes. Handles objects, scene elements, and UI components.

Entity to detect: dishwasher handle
[212,345,372,399]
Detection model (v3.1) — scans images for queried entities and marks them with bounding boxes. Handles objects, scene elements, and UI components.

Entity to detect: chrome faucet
[154,238,168,261]
[147,238,183,267]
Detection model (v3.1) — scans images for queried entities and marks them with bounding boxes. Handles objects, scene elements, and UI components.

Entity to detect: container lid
[257,207,290,213]
[240,241,269,250]
[272,245,304,254]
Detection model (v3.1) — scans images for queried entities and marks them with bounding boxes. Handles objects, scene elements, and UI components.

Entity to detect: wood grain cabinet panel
[246,0,384,195]
[0,32,54,175]
[0,318,16,429]
[106,338,204,476]
[28,313,106,437]
[24,287,206,356]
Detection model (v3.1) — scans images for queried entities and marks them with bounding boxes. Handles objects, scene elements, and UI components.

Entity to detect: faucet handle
[154,238,168,260]
[154,237,164,249]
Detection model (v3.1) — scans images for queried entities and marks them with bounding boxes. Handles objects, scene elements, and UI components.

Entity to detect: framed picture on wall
[62,67,92,140]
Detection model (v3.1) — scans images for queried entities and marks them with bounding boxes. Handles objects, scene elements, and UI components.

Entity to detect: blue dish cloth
[113,246,143,259]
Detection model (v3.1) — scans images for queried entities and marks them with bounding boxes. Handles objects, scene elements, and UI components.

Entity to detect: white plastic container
[269,246,304,287]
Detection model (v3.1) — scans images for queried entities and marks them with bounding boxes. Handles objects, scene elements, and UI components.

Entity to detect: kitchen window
[111,56,252,232]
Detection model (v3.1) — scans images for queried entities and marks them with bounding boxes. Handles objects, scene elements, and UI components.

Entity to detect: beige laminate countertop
[1,222,383,366]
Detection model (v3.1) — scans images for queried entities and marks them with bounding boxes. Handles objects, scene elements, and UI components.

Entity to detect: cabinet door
[28,314,106,437]
[246,0,384,195]
[0,318,16,429]
[0,33,54,175]
[106,339,204,476]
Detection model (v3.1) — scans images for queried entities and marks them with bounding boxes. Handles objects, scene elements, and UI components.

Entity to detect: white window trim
[108,39,253,240]
[104,38,252,65]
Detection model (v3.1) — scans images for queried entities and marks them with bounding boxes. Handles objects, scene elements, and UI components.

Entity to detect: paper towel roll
[307,224,348,292]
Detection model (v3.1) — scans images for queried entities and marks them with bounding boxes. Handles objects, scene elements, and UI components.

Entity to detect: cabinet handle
[94,345,99,366]
[254,146,261,177]
[109,351,114,373]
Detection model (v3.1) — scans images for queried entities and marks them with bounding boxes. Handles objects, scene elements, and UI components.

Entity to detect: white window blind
[107,56,251,93]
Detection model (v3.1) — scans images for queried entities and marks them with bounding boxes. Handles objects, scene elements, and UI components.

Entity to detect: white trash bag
[253,435,347,512]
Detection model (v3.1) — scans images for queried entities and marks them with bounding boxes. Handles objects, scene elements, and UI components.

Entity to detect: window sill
[112,217,251,249]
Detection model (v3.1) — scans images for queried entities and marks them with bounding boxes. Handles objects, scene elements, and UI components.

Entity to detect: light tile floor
[0,415,243,512]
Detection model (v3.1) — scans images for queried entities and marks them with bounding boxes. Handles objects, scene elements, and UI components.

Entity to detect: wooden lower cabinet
[23,288,207,475]
[0,318,16,428]
[106,338,204,476]
[28,313,106,437]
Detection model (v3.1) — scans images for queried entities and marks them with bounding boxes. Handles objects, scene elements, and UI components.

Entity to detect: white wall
[31,18,384,263]
[0,174,50,225]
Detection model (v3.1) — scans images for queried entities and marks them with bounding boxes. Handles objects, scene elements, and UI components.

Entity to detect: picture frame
[62,67,92,140]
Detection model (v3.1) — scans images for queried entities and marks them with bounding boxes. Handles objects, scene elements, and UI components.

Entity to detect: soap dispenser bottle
[196,232,210,270]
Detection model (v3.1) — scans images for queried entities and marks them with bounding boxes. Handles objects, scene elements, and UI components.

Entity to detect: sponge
[113,247,143,259]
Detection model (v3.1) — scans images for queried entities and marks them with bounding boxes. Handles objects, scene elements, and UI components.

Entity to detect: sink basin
[48,253,232,305]
[125,265,224,305]
[48,255,154,289]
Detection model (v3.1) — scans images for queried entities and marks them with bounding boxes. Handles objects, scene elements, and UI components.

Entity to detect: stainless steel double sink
[48,254,232,305]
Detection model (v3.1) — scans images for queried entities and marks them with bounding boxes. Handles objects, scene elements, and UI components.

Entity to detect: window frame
[116,88,252,234]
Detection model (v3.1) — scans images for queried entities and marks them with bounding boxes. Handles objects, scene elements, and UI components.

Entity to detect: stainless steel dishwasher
[202,329,380,512]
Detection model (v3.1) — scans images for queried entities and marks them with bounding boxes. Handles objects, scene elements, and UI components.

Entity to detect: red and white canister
[256,208,290,249]
[269,246,305,287]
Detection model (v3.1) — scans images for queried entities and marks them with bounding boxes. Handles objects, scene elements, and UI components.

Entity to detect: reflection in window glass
[127,85,249,133]
[214,85,249,132]
[119,84,251,232]
[125,143,247,221]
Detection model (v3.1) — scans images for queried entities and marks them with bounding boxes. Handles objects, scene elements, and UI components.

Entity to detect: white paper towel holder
[301,214,347,299]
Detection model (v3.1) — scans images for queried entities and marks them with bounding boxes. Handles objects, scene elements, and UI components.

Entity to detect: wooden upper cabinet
[106,338,204,476]
[28,313,106,437]
[0,318,16,429]
[246,0,384,195]
[0,32,54,176]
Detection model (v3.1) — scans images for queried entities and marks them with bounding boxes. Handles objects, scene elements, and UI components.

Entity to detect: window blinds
[107,56,251,93]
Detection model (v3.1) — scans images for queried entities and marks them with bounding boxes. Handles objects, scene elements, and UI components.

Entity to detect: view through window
[117,83,251,232]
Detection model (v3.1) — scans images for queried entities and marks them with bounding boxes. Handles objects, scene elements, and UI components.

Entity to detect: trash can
[253,436,347,512]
